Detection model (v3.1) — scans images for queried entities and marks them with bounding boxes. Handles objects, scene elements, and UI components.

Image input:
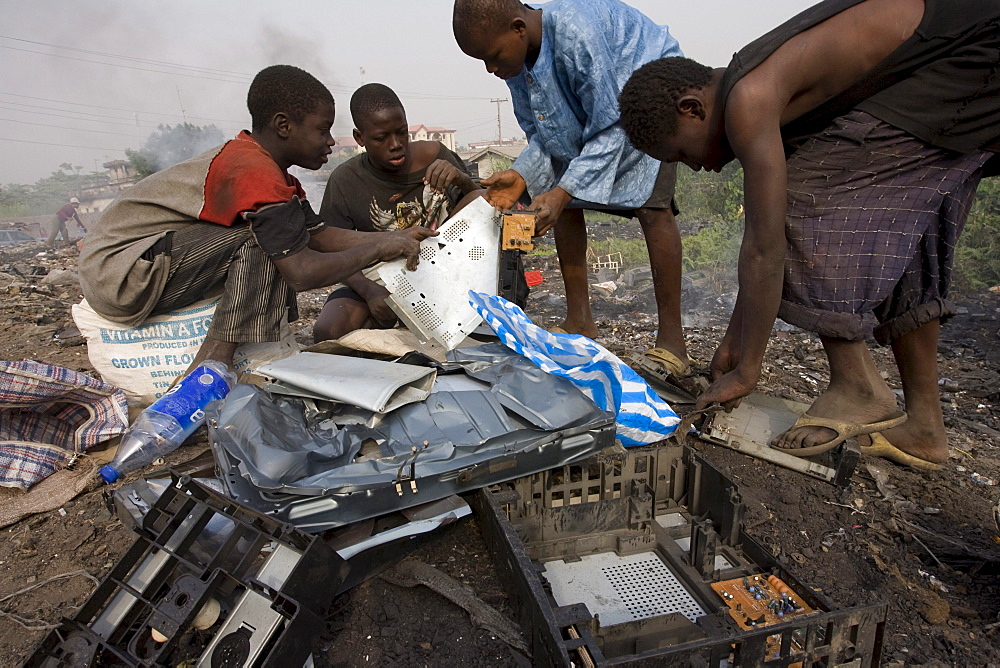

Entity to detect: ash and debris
[1,232,999,666]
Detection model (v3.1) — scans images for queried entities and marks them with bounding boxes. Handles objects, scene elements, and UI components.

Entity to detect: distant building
[466,138,526,151]
[459,145,526,179]
[409,125,456,152]
[331,136,362,158]
[331,126,459,156]
[76,160,140,214]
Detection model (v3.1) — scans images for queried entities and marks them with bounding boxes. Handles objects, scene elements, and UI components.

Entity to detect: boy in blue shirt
[453,0,690,379]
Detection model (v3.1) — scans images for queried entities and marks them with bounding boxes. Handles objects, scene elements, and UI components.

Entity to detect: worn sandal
[773,410,908,458]
[636,347,692,378]
[860,432,941,471]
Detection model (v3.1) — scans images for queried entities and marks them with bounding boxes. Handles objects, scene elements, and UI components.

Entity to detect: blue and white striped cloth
[468,292,678,446]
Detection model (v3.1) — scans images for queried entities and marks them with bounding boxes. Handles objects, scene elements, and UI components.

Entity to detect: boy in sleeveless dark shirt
[619,0,1000,468]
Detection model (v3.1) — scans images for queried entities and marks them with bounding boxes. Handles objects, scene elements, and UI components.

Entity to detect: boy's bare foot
[771,336,899,451]
[558,318,600,339]
[771,382,899,450]
[861,418,949,464]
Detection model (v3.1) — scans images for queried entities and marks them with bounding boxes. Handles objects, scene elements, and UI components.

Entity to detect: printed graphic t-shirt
[320,143,470,232]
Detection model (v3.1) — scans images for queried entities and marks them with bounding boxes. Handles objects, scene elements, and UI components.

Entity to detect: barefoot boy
[453,0,691,379]
[315,83,481,342]
[619,0,1000,466]
[80,65,435,374]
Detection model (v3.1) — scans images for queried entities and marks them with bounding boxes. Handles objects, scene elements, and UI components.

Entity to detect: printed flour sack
[72,297,300,406]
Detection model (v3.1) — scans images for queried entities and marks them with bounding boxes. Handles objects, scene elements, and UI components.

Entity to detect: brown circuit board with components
[711,574,815,631]
[501,211,536,251]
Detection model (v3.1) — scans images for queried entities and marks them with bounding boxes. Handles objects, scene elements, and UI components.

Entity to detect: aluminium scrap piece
[207,343,617,533]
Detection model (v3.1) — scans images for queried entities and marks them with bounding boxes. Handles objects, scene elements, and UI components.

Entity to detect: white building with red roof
[408,125,456,151]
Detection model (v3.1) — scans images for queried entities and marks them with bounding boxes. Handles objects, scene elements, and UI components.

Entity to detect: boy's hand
[696,369,757,412]
[363,285,397,323]
[424,159,468,193]
[481,170,526,209]
[378,227,438,271]
[530,187,572,236]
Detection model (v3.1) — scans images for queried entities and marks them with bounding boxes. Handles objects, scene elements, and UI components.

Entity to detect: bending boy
[80,65,434,373]
[619,0,1000,466]
[316,83,481,342]
[453,0,690,378]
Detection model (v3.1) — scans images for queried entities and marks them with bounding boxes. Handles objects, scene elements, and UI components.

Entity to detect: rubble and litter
[2,223,1000,665]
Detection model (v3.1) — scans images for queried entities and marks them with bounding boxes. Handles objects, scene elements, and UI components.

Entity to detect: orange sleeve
[199,134,306,226]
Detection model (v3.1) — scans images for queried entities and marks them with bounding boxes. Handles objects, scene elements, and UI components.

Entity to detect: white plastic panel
[375,197,500,350]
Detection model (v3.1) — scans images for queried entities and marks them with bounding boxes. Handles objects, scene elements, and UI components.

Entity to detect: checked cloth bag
[0,360,128,489]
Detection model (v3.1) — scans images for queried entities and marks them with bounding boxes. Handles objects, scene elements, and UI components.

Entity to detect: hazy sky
[0,0,816,185]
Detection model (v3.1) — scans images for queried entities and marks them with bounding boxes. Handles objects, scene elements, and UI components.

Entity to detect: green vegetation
[0,167,105,219]
[675,163,744,285]
[955,176,1000,291]
[587,238,649,267]
[527,161,1000,294]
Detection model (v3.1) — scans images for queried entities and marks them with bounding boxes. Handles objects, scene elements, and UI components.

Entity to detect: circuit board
[711,574,814,630]
[501,211,536,251]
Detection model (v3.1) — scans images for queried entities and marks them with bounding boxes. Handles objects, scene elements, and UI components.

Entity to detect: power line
[0,136,126,152]
[0,102,243,133]
[0,45,250,85]
[0,116,143,138]
[0,35,256,78]
[0,91,246,124]
[0,35,495,102]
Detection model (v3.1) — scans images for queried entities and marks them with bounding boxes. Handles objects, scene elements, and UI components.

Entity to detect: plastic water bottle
[99,361,236,484]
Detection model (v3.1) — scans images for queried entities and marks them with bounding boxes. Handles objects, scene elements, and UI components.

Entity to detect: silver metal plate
[541,551,706,626]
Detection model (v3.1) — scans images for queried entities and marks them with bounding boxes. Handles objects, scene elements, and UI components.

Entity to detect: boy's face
[355,107,410,173]
[460,24,528,80]
[646,99,732,174]
[285,101,336,170]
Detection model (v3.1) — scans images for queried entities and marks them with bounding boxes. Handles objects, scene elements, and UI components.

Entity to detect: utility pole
[490,98,508,145]
[176,85,187,124]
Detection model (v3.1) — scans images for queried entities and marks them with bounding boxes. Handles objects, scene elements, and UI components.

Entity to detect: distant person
[79,65,435,375]
[618,0,1000,468]
[315,83,482,342]
[453,0,691,381]
[49,197,86,246]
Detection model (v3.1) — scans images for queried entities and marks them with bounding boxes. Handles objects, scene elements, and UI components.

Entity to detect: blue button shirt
[508,0,682,208]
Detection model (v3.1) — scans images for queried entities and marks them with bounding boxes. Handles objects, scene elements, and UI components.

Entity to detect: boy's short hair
[350,83,404,130]
[247,65,334,132]
[619,57,714,153]
[452,0,525,47]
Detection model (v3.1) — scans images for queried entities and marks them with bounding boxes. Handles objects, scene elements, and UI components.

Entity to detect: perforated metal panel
[541,551,706,626]
[375,198,500,350]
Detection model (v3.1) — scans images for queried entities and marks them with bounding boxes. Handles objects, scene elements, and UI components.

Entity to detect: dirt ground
[1,233,999,666]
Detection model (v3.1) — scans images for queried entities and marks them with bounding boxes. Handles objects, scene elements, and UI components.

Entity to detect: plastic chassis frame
[472,443,887,667]
[27,473,345,668]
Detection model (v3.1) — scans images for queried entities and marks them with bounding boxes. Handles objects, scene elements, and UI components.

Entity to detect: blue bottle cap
[98,465,120,484]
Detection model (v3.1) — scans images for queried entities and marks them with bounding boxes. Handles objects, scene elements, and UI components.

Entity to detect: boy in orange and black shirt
[80,65,435,373]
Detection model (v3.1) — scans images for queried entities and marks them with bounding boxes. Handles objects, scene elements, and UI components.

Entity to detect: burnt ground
[0,232,999,666]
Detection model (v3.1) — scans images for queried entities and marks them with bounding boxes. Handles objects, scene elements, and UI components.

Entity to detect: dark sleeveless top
[721,0,1000,155]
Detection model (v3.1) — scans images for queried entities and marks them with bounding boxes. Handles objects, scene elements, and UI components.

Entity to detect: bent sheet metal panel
[207,345,617,532]
[373,197,501,350]
[257,352,437,414]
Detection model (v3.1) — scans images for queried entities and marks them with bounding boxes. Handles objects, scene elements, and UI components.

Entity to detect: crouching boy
[79,65,434,373]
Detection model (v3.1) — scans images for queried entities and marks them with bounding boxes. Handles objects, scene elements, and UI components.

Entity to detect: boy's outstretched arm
[276,227,437,292]
[696,95,788,409]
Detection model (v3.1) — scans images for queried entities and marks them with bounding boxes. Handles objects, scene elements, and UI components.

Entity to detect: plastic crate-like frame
[27,473,345,668]
[473,444,886,667]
